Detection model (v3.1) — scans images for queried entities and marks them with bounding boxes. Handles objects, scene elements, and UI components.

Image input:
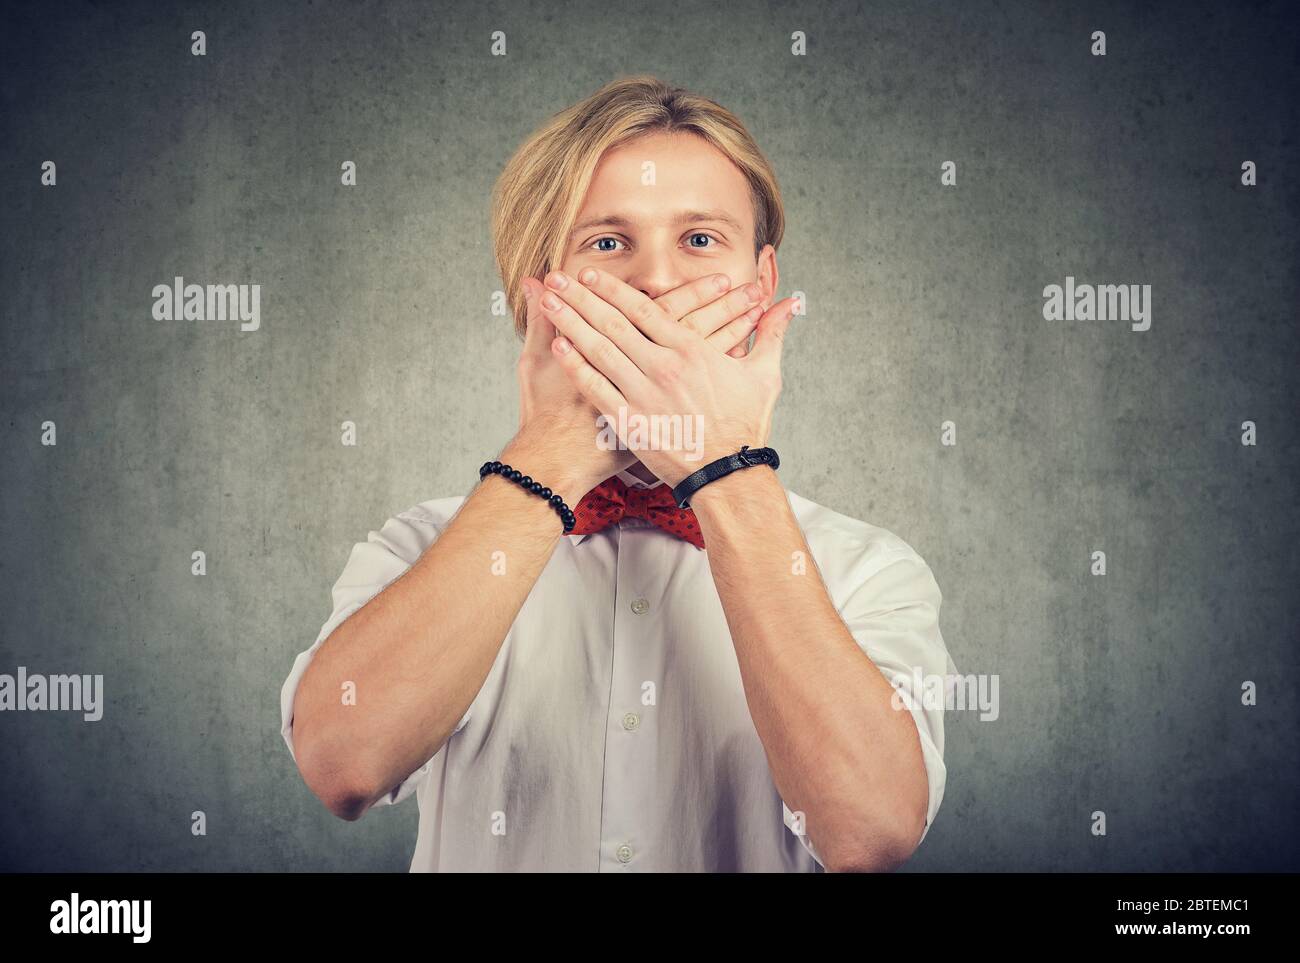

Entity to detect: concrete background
[0,0,1296,871]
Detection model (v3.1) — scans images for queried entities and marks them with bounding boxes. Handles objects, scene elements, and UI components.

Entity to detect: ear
[755,243,780,311]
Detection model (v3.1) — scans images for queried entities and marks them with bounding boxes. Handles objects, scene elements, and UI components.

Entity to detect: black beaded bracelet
[479,460,576,533]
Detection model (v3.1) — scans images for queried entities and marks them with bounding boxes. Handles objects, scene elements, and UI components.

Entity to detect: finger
[577,266,699,348]
[679,282,767,340]
[705,303,762,354]
[540,286,648,393]
[650,271,740,336]
[551,334,628,423]
[521,277,555,359]
[544,269,660,372]
[746,296,799,369]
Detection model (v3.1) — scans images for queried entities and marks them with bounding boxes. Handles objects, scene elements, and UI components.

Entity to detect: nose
[621,240,692,301]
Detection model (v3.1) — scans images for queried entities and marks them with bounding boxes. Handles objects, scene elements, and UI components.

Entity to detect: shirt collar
[566,467,660,545]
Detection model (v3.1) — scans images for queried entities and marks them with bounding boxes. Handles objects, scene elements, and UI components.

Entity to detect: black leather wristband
[671,445,780,509]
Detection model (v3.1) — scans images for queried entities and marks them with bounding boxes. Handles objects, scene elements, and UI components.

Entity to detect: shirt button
[616,844,633,863]
[622,712,639,731]
[630,598,649,615]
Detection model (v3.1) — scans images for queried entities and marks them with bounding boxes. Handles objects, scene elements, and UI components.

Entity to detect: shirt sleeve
[781,548,956,867]
[279,506,469,813]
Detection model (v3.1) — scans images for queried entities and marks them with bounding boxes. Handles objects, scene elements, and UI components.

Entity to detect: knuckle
[631,298,659,327]
[603,315,631,342]
[593,337,621,369]
[657,360,683,385]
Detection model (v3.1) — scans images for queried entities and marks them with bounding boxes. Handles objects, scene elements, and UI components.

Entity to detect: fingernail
[579,268,598,285]
[542,292,561,310]
[554,336,571,354]
[745,284,762,303]
[546,271,569,290]
[713,274,731,291]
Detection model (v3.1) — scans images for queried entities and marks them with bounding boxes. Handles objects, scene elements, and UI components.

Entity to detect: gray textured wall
[1,0,1296,872]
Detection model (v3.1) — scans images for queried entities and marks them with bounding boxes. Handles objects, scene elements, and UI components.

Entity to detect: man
[280,76,958,872]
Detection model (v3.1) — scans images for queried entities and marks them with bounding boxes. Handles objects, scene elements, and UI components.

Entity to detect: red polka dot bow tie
[569,476,705,549]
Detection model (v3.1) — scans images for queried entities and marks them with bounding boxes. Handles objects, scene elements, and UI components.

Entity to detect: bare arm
[290,428,591,820]
[690,468,930,871]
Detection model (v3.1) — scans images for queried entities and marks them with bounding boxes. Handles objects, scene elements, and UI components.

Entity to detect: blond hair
[490,75,785,340]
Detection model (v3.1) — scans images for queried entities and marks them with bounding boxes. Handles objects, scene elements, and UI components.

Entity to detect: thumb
[747,296,796,368]
[521,277,556,358]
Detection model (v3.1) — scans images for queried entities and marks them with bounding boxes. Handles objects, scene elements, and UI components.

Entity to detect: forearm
[690,468,929,870]
[291,434,589,819]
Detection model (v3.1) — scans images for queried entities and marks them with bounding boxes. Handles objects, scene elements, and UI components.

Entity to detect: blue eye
[587,233,719,253]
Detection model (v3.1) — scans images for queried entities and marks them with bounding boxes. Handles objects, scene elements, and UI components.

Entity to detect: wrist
[688,459,781,514]
[673,444,781,509]
[497,435,593,507]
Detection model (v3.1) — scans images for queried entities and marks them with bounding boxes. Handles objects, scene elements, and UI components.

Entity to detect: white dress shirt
[280,468,958,871]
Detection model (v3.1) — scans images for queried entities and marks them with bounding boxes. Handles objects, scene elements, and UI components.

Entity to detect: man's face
[560,130,777,310]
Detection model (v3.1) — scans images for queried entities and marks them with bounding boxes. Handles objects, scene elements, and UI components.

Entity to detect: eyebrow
[568,209,746,239]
